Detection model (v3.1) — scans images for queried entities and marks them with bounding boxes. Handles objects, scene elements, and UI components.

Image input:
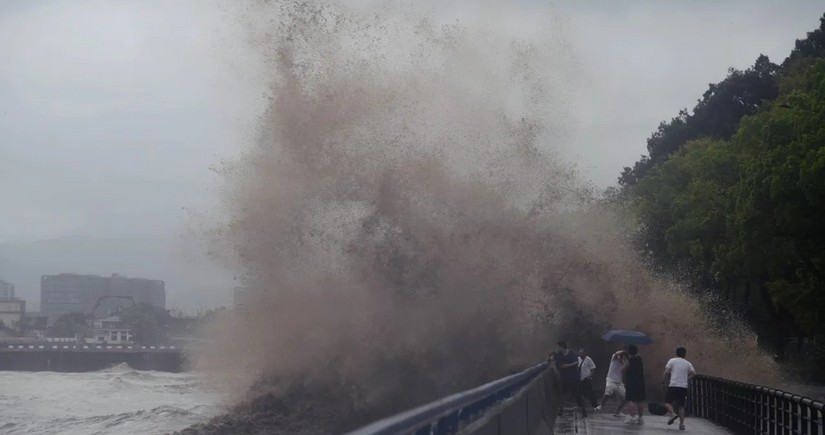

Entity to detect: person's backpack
[648,402,668,416]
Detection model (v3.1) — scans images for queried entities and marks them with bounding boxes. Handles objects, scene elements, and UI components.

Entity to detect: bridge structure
[346,362,824,435]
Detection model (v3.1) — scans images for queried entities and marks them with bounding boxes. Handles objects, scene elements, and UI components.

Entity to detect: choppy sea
[0,365,224,435]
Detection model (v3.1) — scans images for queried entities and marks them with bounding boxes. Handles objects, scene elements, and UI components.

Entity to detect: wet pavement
[554,408,730,434]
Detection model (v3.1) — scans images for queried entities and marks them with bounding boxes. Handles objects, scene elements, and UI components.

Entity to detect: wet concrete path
[554,408,730,434]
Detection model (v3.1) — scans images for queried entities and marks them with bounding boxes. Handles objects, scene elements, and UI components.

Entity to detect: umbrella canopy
[601,329,653,345]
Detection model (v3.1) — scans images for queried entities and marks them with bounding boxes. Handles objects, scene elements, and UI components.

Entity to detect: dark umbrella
[601,329,653,345]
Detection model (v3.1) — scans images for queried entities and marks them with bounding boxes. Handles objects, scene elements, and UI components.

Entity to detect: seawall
[0,344,183,372]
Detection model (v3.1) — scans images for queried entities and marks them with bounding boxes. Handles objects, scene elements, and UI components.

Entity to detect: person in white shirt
[596,350,628,417]
[663,347,696,431]
[578,348,598,409]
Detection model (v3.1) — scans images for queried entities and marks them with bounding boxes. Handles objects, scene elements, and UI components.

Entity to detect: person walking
[554,341,588,418]
[663,347,696,431]
[596,349,628,417]
[578,348,598,410]
[623,344,646,425]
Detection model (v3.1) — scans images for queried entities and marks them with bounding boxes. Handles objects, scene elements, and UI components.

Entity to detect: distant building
[89,315,133,344]
[0,280,15,300]
[41,273,165,324]
[0,299,25,331]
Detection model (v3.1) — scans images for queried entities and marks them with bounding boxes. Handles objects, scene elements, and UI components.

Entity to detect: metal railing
[345,362,550,435]
[690,375,824,435]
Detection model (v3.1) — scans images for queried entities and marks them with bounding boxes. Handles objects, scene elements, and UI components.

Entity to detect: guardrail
[689,375,824,434]
[345,362,553,435]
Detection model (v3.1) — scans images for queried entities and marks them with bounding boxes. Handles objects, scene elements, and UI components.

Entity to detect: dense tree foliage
[620,55,780,187]
[48,312,90,338]
[119,302,172,344]
[623,15,825,377]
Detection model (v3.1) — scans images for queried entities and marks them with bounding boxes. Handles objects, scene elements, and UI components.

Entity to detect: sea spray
[195,1,777,431]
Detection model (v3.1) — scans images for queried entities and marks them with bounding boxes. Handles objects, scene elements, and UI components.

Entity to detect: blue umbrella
[601,329,653,345]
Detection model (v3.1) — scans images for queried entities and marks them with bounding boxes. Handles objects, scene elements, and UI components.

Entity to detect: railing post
[751,385,759,434]
[792,397,799,435]
[801,403,809,435]
[773,391,779,435]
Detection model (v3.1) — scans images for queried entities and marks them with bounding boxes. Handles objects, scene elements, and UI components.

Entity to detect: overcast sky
[1,0,822,245]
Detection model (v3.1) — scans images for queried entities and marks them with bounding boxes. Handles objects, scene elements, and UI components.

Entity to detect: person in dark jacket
[622,344,646,425]
[554,340,588,418]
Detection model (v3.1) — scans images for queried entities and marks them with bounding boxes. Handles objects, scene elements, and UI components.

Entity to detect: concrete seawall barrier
[0,346,183,372]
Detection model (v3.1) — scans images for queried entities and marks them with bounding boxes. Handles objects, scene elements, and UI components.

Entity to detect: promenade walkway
[555,408,729,434]
[345,364,823,435]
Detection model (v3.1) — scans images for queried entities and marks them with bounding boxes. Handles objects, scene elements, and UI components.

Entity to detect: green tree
[119,303,171,344]
[48,312,89,338]
[633,139,740,287]
[628,56,825,368]
[727,59,825,337]
[621,13,825,188]
[620,56,780,187]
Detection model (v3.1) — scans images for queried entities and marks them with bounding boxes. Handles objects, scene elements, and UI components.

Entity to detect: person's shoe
[612,411,625,418]
[680,424,686,430]
[594,405,602,412]
[624,416,636,424]
[668,415,678,425]
[636,417,645,425]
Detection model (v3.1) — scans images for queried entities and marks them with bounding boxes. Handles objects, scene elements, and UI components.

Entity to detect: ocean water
[0,365,224,435]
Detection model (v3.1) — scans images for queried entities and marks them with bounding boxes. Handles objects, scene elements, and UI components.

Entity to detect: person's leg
[665,387,679,424]
[666,401,678,424]
[615,385,626,415]
[623,392,637,423]
[558,383,571,415]
[624,386,642,424]
[584,378,598,408]
[574,382,588,416]
[601,382,616,412]
[561,382,577,415]
[623,401,636,424]
[579,379,588,408]
[636,402,644,423]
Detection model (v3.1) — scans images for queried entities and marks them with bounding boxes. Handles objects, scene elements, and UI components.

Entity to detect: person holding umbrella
[596,349,628,417]
[622,344,646,425]
[600,330,652,426]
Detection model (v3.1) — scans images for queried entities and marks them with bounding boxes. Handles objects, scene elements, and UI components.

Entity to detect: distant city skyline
[0,236,234,312]
[40,272,165,323]
[0,279,15,299]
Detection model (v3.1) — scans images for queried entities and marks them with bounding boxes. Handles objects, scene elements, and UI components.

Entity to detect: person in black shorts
[664,347,696,430]
[622,344,646,425]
